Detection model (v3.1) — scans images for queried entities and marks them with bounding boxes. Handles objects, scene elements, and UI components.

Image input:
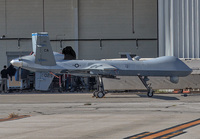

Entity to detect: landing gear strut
[93,76,106,98]
[138,75,154,97]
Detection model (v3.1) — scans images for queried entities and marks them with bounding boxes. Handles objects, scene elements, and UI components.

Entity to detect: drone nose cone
[10,59,22,67]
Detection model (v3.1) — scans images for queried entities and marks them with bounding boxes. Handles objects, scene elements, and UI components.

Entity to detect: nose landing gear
[138,75,154,97]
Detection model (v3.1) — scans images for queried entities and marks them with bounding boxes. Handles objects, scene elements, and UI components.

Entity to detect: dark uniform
[1,66,8,92]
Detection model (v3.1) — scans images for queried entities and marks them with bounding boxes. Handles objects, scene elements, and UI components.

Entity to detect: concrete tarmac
[0,92,199,139]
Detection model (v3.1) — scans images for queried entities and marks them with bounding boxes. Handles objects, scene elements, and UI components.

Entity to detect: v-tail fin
[32,32,56,66]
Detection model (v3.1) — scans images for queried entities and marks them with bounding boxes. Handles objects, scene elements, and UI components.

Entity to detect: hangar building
[0,0,157,68]
[0,0,199,69]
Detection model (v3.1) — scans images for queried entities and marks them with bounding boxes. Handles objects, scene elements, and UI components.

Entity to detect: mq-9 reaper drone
[11,32,192,98]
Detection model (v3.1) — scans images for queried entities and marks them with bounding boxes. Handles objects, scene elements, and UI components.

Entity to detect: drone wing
[85,63,117,71]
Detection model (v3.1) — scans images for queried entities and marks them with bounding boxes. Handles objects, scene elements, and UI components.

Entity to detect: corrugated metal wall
[159,0,200,58]
[0,0,158,68]
[78,0,158,59]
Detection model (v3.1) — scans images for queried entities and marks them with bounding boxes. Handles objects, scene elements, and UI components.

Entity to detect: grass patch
[8,112,19,118]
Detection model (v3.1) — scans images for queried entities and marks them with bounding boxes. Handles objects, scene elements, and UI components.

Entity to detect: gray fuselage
[13,53,192,77]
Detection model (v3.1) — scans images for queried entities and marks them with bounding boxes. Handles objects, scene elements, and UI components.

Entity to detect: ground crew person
[1,65,8,93]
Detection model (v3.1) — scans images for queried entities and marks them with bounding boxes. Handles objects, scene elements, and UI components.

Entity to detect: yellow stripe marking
[141,119,200,139]
[130,132,152,139]
[161,131,183,139]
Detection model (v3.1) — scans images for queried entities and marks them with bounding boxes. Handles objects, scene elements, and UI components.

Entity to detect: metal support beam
[0,38,157,50]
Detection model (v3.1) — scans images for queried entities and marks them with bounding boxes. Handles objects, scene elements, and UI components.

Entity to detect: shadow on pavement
[138,94,180,100]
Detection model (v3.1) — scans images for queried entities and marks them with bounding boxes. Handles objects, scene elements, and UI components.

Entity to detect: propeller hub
[10,59,22,67]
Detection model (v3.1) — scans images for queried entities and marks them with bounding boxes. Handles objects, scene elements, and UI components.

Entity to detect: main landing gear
[93,76,106,98]
[93,75,154,98]
[138,75,154,97]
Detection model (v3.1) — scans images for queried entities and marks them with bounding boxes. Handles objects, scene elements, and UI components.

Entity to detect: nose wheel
[138,75,154,97]
[147,87,154,97]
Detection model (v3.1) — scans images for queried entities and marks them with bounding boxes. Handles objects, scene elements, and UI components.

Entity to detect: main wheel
[97,91,105,98]
[93,90,98,97]
[147,89,154,97]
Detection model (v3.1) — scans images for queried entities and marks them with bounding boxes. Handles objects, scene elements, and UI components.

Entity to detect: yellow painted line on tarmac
[160,131,184,139]
[141,118,200,139]
[129,132,152,139]
[0,115,31,122]
[125,118,200,139]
